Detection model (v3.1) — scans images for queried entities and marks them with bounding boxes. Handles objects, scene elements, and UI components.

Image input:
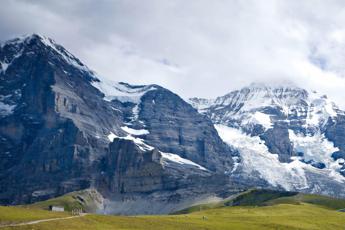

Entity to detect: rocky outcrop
[139,89,234,172]
[260,123,295,162]
[95,138,242,214]
[100,139,165,193]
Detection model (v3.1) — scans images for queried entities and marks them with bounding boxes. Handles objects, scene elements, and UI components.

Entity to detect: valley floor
[1,203,345,230]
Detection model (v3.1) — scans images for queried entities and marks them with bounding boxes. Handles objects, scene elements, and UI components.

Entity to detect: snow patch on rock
[107,131,207,171]
[0,62,9,73]
[121,126,149,135]
[0,102,16,116]
[160,152,208,171]
[242,111,272,130]
[107,132,154,151]
[92,79,156,104]
[107,132,118,142]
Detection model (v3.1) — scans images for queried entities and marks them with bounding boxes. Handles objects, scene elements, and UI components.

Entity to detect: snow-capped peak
[189,82,342,129]
[189,83,311,114]
[0,34,92,75]
[216,83,308,113]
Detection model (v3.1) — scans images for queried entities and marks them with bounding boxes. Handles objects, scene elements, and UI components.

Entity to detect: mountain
[2,34,345,215]
[190,83,345,197]
[0,34,240,214]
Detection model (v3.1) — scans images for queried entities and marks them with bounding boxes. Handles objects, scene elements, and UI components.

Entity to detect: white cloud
[1,0,345,108]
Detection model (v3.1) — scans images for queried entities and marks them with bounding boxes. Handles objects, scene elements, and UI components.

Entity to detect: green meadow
[1,189,345,230]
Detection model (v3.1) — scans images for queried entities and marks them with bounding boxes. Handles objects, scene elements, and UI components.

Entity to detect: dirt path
[0,213,87,228]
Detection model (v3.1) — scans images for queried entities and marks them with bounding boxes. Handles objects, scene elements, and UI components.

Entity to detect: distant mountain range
[1,34,345,214]
[190,83,345,195]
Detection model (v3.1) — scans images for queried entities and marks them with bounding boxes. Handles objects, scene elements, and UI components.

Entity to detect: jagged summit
[1,33,42,47]
[189,82,339,117]
[0,33,95,77]
[1,33,49,45]
[189,82,309,113]
[1,33,69,55]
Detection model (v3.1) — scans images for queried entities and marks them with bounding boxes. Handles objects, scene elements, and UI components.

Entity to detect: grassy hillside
[2,189,345,229]
[176,189,345,214]
[225,189,345,210]
[265,193,345,210]
[25,189,103,212]
[1,203,345,229]
[225,189,298,206]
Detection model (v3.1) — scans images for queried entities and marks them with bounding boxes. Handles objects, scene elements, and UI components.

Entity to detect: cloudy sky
[2,0,345,106]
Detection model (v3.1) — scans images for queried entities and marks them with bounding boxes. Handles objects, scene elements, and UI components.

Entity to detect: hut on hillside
[49,205,65,212]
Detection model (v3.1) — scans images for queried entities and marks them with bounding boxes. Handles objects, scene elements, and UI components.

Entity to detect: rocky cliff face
[190,83,345,197]
[95,138,239,214]
[139,89,234,172]
[0,34,239,213]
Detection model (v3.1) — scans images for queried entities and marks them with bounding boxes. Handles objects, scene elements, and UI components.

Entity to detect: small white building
[49,205,64,212]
